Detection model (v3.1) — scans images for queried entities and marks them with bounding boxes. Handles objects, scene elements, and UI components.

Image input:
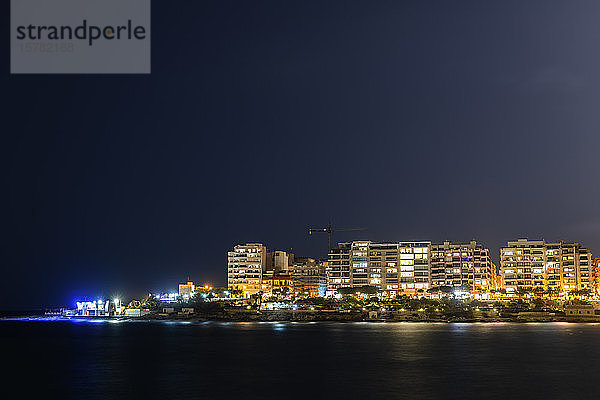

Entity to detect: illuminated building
[158,293,179,302]
[267,250,294,272]
[261,250,295,297]
[500,239,593,297]
[124,308,150,317]
[290,257,327,297]
[227,243,267,297]
[75,300,110,317]
[261,270,294,297]
[593,257,600,297]
[579,248,594,291]
[114,298,124,315]
[490,261,501,290]
[327,242,351,293]
[327,241,431,296]
[178,281,195,299]
[429,241,493,295]
[493,263,504,292]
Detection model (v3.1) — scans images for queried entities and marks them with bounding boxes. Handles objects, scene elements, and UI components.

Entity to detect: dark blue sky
[3,1,600,309]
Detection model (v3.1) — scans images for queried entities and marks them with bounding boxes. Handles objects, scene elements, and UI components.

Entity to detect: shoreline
[3,314,600,324]
[4,305,600,324]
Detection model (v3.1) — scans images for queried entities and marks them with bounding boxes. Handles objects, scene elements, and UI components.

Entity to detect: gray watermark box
[11,0,151,74]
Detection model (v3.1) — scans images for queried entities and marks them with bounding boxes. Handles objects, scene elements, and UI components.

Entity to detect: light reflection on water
[5,317,600,332]
[2,320,600,399]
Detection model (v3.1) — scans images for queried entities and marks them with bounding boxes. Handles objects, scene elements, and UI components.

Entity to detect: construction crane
[309,222,366,252]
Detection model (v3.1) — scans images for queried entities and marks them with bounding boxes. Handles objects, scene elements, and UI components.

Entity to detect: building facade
[500,239,593,296]
[593,257,600,297]
[327,242,351,293]
[327,241,431,296]
[227,243,267,297]
[266,250,294,273]
[429,241,493,294]
[291,257,327,297]
[178,281,195,299]
[491,262,503,292]
[261,270,294,297]
[226,239,596,299]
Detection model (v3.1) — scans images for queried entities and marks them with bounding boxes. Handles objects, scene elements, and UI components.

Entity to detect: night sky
[3,1,600,309]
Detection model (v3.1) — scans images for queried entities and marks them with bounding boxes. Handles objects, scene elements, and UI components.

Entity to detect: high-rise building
[429,241,493,294]
[500,239,593,296]
[227,243,267,297]
[327,242,352,293]
[327,241,431,296]
[592,257,600,297]
[578,248,593,292]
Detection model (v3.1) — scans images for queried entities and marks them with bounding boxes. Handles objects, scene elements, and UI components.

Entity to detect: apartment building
[429,241,493,294]
[592,257,600,296]
[500,239,593,296]
[291,257,327,297]
[266,250,294,272]
[327,242,351,293]
[327,241,431,296]
[261,270,294,297]
[227,243,267,297]
[579,248,593,291]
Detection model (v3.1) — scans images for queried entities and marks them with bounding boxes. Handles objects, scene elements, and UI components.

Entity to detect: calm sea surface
[2,320,599,399]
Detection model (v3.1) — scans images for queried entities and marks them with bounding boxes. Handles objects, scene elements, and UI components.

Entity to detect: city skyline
[3,1,600,310]
[59,234,597,306]
[226,237,597,298]
[5,2,600,399]
[7,231,599,309]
